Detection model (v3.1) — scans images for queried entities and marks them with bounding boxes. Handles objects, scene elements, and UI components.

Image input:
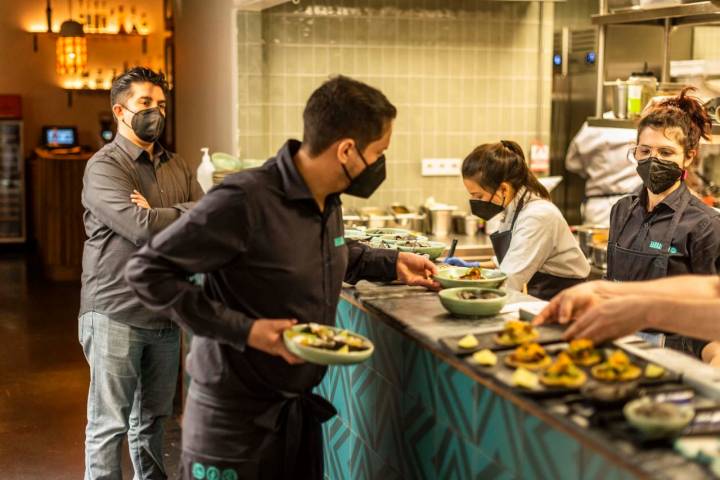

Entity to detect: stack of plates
[212,169,241,185]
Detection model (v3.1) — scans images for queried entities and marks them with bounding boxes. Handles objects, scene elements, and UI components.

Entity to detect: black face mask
[122,106,165,143]
[636,157,684,195]
[342,147,386,198]
[469,190,505,221]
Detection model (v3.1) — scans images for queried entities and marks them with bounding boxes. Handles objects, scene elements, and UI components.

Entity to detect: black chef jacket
[609,182,720,277]
[125,139,399,397]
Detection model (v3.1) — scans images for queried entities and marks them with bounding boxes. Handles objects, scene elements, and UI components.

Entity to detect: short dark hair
[302,76,397,156]
[110,67,168,108]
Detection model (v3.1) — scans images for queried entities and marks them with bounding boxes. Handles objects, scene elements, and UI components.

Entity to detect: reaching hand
[562,295,652,343]
[533,281,607,327]
[396,252,440,290]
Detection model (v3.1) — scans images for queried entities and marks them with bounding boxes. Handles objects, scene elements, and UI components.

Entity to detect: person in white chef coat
[447,140,591,300]
[565,121,643,226]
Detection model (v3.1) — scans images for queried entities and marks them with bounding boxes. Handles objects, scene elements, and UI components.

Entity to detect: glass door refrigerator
[0,119,25,243]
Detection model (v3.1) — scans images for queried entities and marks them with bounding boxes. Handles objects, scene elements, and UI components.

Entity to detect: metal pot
[575,225,609,259]
[393,213,426,232]
[591,244,608,270]
[429,207,457,237]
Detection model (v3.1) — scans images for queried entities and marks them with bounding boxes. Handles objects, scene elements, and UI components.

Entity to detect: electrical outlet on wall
[421,158,461,177]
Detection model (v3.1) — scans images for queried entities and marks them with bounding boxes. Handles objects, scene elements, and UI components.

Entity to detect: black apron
[606,191,696,352]
[180,381,336,480]
[490,192,586,301]
[606,192,690,282]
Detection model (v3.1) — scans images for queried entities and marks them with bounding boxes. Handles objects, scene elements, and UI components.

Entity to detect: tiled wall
[693,27,720,61]
[236,1,554,211]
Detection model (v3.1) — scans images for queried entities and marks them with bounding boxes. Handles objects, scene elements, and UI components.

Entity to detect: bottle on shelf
[118,5,127,34]
[94,0,100,32]
[130,6,139,34]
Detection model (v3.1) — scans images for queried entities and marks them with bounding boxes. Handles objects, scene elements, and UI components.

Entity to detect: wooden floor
[0,252,182,479]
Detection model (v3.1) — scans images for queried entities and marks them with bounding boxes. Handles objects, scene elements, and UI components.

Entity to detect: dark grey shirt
[80,133,203,328]
[125,139,399,395]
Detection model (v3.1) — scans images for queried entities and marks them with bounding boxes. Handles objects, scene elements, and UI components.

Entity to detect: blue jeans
[79,312,180,480]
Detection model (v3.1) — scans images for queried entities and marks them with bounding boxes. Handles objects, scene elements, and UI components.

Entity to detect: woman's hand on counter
[396,252,441,290]
[247,319,305,365]
[131,190,151,209]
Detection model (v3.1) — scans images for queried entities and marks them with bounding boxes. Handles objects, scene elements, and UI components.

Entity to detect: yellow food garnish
[458,334,479,350]
[472,349,497,366]
[608,350,631,369]
[644,363,665,379]
[512,368,539,389]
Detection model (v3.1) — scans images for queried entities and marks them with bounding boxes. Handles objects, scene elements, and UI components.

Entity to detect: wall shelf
[588,116,720,135]
[592,1,720,27]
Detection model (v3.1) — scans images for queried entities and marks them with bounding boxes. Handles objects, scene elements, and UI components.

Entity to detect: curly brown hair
[638,86,712,157]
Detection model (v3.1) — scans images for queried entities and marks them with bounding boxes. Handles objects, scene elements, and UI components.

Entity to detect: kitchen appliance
[389,203,426,231]
[0,119,25,242]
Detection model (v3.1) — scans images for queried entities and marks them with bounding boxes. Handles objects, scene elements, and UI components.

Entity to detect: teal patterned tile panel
[322,416,353,480]
[402,338,437,413]
[365,317,404,385]
[435,427,516,480]
[473,392,526,475]
[520,415,582,480]
[435,360,478,443]
[370,374,405,473]
[401,394,438,480]
[581,445,636,480]
[319,364,353,430]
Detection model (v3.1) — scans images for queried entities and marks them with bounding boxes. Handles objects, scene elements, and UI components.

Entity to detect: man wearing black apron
[489,191,586,300]
[125,76,438,479]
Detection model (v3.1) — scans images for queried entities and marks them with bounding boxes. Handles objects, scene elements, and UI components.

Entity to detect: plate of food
[565,339,603,366]
[395,240,447,260]
[539,352,587,388]
[283,323,374,365]
[504,342,552,371]
[365,228,411,237]
[591,350,642,382]
[439,320,565,355]
[433,266,507,289]
[438,287,508,317]
[624,397,695,439]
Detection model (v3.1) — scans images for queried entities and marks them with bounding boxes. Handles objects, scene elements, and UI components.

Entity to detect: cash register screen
[43,126,77,147]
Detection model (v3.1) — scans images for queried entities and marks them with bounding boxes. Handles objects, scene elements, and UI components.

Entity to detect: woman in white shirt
[449,140,590,300]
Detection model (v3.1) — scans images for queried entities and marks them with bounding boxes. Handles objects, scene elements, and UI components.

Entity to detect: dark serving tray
[439,323,566,355]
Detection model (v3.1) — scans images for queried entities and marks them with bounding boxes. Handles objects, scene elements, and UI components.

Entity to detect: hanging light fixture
[56,1,87,77]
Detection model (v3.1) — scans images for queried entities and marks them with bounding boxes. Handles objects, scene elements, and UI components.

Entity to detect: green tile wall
[237,1,554,211]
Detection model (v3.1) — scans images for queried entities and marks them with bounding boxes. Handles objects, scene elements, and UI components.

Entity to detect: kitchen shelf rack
[587,116,720,134]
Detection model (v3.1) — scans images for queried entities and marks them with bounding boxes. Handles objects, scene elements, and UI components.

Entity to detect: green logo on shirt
[192,463,205,479]
[206,467,220,480]
[334,236,345,247]
[649,240,663,250]
[649,241,678,254]
[222,469,239,480]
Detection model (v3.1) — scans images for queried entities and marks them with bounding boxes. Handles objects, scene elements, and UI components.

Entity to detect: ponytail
[461,140,550,200]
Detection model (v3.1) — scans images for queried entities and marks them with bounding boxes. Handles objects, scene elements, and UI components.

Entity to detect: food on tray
[460,267,485,280]
[644,363,666,379]
[291,323,371,352]
[566,339,602,366]
[471,349,497,366]
[458,290,501,300]
[591,350,642,382]
[457,334,479,350]
[512,367,540,389]
[504,343,552,371]
[540,352,587,388]
[494,320,539,346]
[624,398,695,439]
[395,239,434,248]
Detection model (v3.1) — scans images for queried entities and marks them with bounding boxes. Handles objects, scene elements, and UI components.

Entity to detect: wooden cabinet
[30,148,91,281]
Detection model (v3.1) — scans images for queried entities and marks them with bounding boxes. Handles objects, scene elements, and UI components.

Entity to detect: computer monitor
[41,126,78,148]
